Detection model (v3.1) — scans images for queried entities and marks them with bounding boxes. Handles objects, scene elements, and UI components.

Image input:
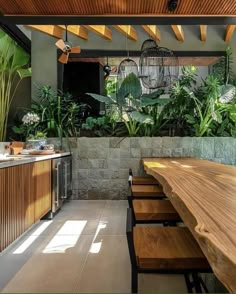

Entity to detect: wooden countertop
[142,157,236,293]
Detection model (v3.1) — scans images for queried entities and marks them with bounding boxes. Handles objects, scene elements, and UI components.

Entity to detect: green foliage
[162,66,197,136]
[31,85,86,148]
[84,65,236,138]
[105,78,117,96]
[0,30,31,141]
[87,73,167,136]
[81,116,123,137]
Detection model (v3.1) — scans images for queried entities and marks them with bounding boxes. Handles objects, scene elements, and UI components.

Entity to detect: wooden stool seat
[132,176,159,185]
[131,184,164,197]
[133,199,181,222]
[134,226,210,270]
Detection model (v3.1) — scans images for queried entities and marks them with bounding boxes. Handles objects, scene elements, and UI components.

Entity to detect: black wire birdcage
[139,40,179,89]
[116,57,139,102]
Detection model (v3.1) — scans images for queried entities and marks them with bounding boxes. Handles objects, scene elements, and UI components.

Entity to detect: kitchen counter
[0,152,71,168]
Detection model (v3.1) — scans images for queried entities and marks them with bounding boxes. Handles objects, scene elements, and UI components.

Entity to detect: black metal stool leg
[131,266,138,293]
[192,273,203,293]
[184,273,193,293]
[198,275,209,293]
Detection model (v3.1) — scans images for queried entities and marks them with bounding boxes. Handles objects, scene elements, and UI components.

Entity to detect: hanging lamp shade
[139,39,179,89]
[141,38,157,51]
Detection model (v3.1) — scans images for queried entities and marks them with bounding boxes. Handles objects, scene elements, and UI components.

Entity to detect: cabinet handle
[61,164,68,199]
[55,162,61,204]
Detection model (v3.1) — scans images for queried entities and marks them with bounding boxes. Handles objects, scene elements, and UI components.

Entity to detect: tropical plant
[0,30,31,141]
[32,85,86,148]
[185,76,226,137]
[162,66,197,136]
[87,73,168,136]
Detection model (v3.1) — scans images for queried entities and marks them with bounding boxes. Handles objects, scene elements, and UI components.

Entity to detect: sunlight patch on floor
[13,221,53,254]
[42,220,87,254]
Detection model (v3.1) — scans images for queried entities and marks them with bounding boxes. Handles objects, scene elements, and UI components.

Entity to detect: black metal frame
[126,208,212,293]
[2,15,236,25]
[57,49,226,59]
[0,23,31,53]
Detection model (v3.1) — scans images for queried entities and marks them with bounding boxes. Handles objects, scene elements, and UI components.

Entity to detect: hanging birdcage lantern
[141,39,157,51]
[117,58,139,87]
[139,39,179,89]
[116,57,139,105]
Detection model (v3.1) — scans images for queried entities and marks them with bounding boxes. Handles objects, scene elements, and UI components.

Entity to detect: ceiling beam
[83,25,112,40]
[142,25,160,42]
[25,25,63,38]
[3,16,236,26]
[171,25,184,41]
[112,25,137,41]
[0,23,31,53]
[225,25,236,42]
[58,25,88,40]
[200,25,207,41]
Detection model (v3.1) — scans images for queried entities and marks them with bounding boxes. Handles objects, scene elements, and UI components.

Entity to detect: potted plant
[12,112,47,149]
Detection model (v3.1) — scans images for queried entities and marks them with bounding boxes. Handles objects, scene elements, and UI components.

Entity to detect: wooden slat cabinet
[33,160,51,222]
[0,160,52,252]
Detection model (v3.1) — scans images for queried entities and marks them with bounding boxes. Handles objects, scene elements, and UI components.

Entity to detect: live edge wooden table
[142,157,236,293]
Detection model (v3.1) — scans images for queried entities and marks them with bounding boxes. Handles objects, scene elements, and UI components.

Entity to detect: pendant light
[117,28,139,91]
[139,39,179,89]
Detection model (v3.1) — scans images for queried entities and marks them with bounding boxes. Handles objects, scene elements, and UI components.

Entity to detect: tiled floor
[0,200,186,293]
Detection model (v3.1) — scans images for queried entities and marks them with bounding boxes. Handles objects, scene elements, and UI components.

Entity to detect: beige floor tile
[139,274,186,293]
[2,235,93,293]
[74,235,130,293]
[96,216,127,236]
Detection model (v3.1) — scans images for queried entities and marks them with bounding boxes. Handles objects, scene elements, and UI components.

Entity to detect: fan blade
[58,52,69,64]
[110,66,117,73]
[55,39,66,51]
[70,46,81,53]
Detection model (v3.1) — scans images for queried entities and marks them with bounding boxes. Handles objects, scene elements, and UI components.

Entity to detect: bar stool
[132,199,182,225]
[128,168,160,186]
[126,208,212,293]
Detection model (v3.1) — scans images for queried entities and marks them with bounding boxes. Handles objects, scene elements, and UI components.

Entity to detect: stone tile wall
[48,137,236,200]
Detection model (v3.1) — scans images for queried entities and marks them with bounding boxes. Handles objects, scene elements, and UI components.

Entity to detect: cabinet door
[0,164,30,251]
[0,167,6,251]
[33,160,51,221]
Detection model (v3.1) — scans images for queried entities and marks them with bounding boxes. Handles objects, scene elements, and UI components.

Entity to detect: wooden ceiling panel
[200,25,207,42]
[171,25,184,41]
[1,0,236,16]
[84,25,112,40]
[25,25,63,38]
[225,25,236,42]
[142,25,160,42]
[113,25,137,41]
[58,25,88,40]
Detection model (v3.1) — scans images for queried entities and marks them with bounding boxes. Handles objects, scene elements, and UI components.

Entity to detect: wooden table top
[142,157,236,293]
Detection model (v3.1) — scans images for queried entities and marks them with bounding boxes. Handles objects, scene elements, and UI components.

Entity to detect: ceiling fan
[55,25,81,64]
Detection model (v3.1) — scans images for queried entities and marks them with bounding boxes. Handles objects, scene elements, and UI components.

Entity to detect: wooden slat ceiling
[1,0,236,16]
